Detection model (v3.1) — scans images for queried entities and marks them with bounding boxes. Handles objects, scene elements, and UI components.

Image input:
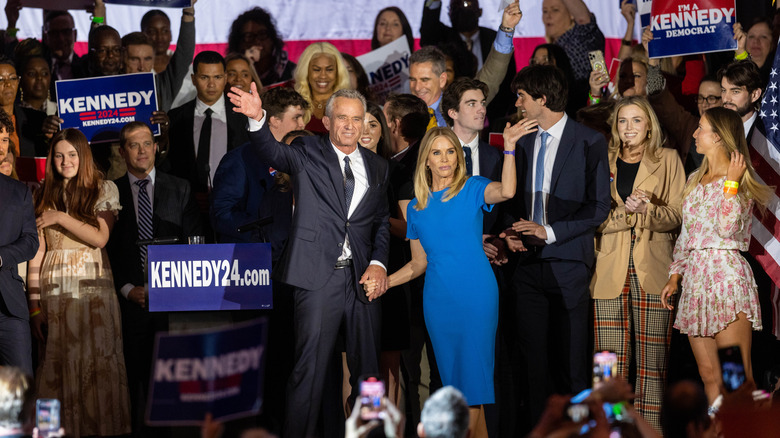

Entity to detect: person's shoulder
[479,140,501,158]
[0,173,29,193]
[566,118,606,143]
[168,99,196,118]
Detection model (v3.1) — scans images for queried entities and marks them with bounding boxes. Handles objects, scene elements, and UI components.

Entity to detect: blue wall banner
[146,319,267,425]
[148,243,273,312]
[649,0,737,58]
[56,73,159,143]
[106,0,192,7]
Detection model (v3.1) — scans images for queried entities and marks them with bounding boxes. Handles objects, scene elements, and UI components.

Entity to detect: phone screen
[718,345,746,392]
[359,378,385,420]
[593,351,618,385]
[36,399,61,435]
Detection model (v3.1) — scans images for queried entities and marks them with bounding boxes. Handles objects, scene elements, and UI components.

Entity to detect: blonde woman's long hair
[292,42,351,116]
[683,107,773,212]
[413,127,467,211]
[609,96,663,163]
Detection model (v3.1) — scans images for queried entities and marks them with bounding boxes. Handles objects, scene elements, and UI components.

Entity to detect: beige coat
[590,147,685,299]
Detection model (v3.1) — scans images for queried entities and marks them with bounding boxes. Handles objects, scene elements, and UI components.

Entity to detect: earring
[20,89,23,102]
[647,130,651,139]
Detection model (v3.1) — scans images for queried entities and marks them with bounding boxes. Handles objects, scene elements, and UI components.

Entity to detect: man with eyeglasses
[42,10,88,97]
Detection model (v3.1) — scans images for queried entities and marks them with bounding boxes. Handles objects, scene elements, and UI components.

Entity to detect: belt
[334,259,352,269]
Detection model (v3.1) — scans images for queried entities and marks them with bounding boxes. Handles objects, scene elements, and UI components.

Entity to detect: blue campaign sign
[148,243,273,312]
[106,0,191,7]
[649,0,737,58]
[56,73,159,143]
[147,319,267,425]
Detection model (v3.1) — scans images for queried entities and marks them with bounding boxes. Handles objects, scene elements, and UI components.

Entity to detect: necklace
[312,97,328,110]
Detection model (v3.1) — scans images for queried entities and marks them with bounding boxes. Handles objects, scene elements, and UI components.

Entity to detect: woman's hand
[624,189,649,214]
[734,22,747,56]
[660,274,681,310]
[620,0,636,27]
[589,70,608,97]
[36,211,62,229]
[503,118,538,149]
[30,311,47,342]
[726,151,747,183]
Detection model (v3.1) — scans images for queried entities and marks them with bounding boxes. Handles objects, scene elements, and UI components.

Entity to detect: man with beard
[420,0,518,123]
[718,60,780,394]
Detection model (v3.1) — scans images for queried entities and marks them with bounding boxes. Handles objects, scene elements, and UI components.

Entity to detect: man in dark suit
[503,65,610,427]
[0,111,39,375]
[106,121,201,437]
[420,0,518,123]
[164,51,249,240]
[229,86,390,438]
[43,10,88,98]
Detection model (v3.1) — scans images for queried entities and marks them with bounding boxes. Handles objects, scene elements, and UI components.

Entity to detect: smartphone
[359,377,385,421]
[593,351,618,385]
[719,345,746,392]
[588,50,608,74]
[36,399,61,437]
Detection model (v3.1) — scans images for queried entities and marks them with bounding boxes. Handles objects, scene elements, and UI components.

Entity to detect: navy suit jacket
[248,123,390,302]
[508,117,610,269]
[210,143,293,260]
[0,175,39,319]
[477,140,503,233]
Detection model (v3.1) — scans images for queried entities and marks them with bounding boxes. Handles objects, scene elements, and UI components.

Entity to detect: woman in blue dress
[367,123,535,436]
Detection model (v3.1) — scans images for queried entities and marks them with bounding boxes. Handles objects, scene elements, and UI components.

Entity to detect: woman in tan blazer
[590,96,685,431]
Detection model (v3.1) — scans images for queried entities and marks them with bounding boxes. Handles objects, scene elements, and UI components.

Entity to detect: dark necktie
[464,146,473,176]
[196,108,213,191]
[465,38,474,52]
[344,156,354,212]
[54,58,72,80]
[533,132,550,224]
[136,179,153,270]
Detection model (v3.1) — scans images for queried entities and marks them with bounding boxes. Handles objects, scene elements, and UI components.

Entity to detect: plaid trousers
[594,230,675,433]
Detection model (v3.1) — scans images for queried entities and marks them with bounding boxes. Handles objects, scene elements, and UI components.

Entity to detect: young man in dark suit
[0,110,39,376]
[107,121,201,437]
[164,51,249,240]
[503,64,610,428]
[229,85,390,438]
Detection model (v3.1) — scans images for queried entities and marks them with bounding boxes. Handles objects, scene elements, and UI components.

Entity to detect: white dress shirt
[121,168,157,298]
[531,113,569,244]
[460,133,481,176]
[193,95,228,188]
[744,111,758,139]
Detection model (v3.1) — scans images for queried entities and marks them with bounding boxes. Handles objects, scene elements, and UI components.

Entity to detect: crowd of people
[1,0,780,437]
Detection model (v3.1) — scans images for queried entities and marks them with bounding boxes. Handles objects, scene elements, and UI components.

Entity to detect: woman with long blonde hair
[590,96,684,431]
[661,107,772,410]
[367,120,534,437]
[292,42,351,134]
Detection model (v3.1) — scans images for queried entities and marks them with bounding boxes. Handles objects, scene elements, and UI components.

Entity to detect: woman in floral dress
[661,107,771,406]
[27,128,130,437]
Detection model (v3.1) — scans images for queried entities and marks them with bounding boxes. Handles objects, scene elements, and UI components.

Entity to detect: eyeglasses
[44,28,76,37]
[241,31,269,43]
[0,76,20,86]
[91,46,121,57]
[529,56,551,66]
[697,95,721,104]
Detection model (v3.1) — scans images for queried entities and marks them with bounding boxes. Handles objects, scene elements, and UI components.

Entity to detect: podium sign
[148,243,272,311]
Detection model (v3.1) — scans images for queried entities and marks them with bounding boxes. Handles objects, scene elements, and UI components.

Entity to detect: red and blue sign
[648,0,737,58]
[147,243,273,312]
[146,319,267,425]
[56,72,159,143]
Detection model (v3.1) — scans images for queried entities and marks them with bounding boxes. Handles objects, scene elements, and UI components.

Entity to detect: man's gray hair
[409,46,447,77]
[420,386,469,438]
[324,89,367,118]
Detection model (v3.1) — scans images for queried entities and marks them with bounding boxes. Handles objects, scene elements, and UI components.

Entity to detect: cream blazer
[590,147,685,299]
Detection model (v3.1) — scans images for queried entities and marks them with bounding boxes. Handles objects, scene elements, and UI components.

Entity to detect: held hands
[660,274,681,310]
[501,1,522,30]
[499,228,527,252]
[360,265,388,302]
[227,81,264,121]
[727,151,747,183]
[624,189,650,214]
[503,118,537,148]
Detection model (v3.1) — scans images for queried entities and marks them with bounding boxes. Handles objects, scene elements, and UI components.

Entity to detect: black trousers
[511,259,590,426]
[284,266,381,438]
